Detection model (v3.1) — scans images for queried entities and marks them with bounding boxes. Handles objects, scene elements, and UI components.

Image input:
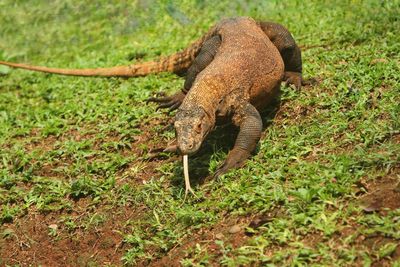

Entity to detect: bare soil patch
[0,204,147,266]
[358,169,400,212]
[143,215,253,267]
[0,117,173,266]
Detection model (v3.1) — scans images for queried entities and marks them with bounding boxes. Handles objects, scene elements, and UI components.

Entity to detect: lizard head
[174,107,214,155]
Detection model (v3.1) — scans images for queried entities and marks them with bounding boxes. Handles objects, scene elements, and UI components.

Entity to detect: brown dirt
[143,215,253,267]
[0,204,147,266]
[19,116,176,182]
[358,171,400,213]
[0,117,173,266]
[2,163,398,266]
[342,167,400,266]
[1,108,398,266]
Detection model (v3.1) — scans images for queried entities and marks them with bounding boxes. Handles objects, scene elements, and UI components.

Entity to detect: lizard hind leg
[258,21,303,89]
[213,103,263,178]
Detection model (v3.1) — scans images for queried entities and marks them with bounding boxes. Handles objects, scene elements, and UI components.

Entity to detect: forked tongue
[183,154,197,200]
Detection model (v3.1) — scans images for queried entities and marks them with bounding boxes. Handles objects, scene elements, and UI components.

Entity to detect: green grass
[0,0,399,266]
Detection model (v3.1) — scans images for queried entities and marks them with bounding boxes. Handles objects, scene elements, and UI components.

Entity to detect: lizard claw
[212,147,251,178]
[149,144,178,154]
[213,163,229,179]
[283,71,302,89]
[147,91,185,111]
[148,142,178,160]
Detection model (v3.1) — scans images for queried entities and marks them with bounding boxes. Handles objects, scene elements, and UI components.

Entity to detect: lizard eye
[195,123,202,134]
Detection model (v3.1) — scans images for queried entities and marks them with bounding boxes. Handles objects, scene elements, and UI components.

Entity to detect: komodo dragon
[0,17,303,196]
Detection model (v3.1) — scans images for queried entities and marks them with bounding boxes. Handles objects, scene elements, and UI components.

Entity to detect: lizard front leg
[147,35,221,111]
[214,103,262,178]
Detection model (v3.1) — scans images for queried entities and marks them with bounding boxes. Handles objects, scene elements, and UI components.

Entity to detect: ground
[0,0,399,266]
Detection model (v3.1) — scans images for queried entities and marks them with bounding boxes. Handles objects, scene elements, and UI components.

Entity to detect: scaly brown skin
[1,17,303,179]
[152,17,303,177]
[150,20,304,112]
[147,35,222,111]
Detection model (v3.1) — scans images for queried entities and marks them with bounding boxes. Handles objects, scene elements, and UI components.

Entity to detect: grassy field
[0,0,399,266]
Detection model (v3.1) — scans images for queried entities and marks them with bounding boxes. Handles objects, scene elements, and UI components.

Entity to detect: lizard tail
[0,61,135,77]
[0,26,217,78]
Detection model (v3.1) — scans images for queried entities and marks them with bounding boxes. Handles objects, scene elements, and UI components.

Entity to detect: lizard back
[181,17,285,115]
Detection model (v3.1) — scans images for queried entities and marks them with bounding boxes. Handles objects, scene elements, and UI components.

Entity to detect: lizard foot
[213,147,251,178]
[283,71,302,89]
[147,91,185,111]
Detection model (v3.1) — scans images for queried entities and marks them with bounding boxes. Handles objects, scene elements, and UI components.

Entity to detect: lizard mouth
[177,142,201,156]
[177,126,211,155]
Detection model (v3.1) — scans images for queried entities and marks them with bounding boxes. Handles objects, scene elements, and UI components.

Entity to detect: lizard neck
[180,79,222,121]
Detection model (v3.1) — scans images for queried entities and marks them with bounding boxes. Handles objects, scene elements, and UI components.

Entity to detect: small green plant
[0,0,399,265]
